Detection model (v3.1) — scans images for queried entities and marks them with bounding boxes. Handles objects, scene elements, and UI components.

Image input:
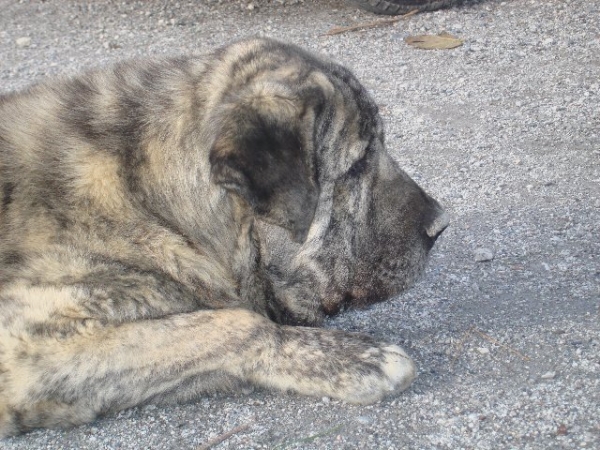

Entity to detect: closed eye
[347,134,378,179]
[347,155,368,178]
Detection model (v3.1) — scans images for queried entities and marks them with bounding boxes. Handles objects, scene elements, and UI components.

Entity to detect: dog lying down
[0,38,448,436]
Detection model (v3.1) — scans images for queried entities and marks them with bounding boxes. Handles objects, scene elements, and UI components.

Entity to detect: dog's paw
[262,328,417,405]
[338,343,416,404]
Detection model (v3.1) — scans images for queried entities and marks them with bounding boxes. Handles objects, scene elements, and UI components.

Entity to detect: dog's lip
[341,288,377,309]
[321,289,369,315]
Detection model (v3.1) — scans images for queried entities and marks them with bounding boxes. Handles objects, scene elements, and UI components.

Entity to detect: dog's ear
[209,90,319,243]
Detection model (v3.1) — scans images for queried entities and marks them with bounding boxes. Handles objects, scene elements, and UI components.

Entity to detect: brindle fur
[0,38,448,436]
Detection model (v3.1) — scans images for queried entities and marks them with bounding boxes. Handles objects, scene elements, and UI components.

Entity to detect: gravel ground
[1,0,599,449]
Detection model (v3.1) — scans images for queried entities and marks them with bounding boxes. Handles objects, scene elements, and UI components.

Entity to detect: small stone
[321,396,330,404]
[476,347,490,355]
[541,371,556,379]
[356,415,372,425]
[474,248,494,262]
[15,37,31,48]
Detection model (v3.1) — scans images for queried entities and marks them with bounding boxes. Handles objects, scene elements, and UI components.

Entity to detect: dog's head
[208,39,448,325]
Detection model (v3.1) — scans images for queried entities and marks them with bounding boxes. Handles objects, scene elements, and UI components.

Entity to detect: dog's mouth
[341,288,377,310]
[321,251,432,317]
[322,287,387,316]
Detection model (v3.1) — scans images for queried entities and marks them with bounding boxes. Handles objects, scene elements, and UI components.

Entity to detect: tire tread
[352,0,460,15]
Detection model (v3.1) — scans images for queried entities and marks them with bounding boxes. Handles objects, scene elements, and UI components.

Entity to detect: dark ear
[210,100,318,243]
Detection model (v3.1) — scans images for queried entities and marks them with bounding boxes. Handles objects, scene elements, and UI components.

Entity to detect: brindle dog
[0,38,448,436]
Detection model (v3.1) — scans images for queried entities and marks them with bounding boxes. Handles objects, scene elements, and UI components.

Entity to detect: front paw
[261,328,416,404]
[338,343,416,404]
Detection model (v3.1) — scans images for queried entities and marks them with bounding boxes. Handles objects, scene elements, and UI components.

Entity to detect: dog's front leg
[1,308,414,436]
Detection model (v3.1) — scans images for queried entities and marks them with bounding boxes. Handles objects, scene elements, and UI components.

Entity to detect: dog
[0,38,448,436]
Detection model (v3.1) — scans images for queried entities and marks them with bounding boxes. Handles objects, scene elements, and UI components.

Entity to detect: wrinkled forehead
[308,59,386,174]
[242,40,382,130]
[219,39,382,123]
[323,63,383,139]
[215,38,385,166]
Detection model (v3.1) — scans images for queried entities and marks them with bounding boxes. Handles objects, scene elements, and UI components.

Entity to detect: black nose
[423,201,449,248]
[426,210,449,240]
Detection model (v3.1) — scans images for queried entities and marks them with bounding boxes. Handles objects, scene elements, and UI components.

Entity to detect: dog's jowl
[0,38,448,436]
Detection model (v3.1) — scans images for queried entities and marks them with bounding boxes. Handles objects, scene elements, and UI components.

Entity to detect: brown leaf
[405,32,463,50]
[556,424,569,436]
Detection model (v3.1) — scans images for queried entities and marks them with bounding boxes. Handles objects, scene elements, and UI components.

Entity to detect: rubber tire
[351,0,459,15]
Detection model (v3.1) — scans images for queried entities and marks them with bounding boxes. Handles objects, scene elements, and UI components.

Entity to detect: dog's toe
[380,344,417,394]
[339,343,417,405]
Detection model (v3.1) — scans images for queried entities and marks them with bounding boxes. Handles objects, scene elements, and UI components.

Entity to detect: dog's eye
[347,154,368,178]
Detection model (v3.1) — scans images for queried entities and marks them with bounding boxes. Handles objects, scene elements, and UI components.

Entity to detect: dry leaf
[405,32,463,50]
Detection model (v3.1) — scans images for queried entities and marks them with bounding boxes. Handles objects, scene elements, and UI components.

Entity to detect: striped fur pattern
[0,38,448,436]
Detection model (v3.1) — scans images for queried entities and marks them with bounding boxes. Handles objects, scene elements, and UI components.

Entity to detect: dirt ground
[1,0,598,448]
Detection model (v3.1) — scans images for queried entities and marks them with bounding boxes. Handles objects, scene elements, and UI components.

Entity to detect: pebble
[15,36,31,48]
[1,1,598,450]
[474,248,494,262]
[541,371,557,379]
[356,415,373,425]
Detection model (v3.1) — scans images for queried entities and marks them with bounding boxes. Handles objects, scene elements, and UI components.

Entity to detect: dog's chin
[321,258,429,317]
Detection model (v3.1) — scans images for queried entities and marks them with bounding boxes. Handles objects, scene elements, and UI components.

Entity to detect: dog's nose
[421,196,449,249]
[425,208,449,241]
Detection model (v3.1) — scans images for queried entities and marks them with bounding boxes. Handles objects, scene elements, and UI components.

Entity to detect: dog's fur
[0,38,448,436]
